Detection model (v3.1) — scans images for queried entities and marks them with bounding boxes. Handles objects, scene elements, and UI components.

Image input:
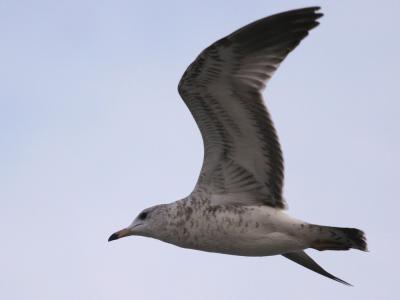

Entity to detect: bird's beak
[108,228,131,242]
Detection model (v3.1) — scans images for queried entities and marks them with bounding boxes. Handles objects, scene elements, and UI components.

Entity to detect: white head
[108,204,168,242]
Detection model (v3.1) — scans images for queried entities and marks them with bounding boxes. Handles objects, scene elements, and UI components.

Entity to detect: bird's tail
[310,225,367,252]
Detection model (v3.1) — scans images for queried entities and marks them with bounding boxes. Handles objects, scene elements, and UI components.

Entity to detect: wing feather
[178,7,322,208]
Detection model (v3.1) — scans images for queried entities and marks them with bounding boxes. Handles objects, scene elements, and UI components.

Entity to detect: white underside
[163,205,310,257]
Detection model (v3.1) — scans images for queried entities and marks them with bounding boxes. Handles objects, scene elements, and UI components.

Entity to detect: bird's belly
[180,231,303,256]
[167,207,306,257]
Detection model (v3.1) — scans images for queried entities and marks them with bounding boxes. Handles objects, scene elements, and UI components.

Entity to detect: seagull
[108,7,367,286]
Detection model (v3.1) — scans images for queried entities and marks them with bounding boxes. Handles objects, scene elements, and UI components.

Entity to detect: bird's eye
[138,212,148,220]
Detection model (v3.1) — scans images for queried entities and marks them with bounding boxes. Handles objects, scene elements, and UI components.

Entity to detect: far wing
[283,251,351,286]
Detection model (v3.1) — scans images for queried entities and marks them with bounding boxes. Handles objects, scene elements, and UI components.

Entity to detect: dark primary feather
[178,7,322,208]
[283,251,352,286]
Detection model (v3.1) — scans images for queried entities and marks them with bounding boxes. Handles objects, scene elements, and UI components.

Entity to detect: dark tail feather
[341,228,368,251]
[283,251,352,286]
[311,227,368,252]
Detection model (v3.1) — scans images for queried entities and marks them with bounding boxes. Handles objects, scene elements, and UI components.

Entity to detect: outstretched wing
[178,7,322,208]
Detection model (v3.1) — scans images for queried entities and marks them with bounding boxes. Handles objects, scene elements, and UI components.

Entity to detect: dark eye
[138,212,148,220]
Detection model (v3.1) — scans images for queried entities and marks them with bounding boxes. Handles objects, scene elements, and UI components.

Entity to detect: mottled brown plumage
[109,7,367,286]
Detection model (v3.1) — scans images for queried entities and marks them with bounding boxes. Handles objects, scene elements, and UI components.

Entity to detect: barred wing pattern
[178,7,322,209]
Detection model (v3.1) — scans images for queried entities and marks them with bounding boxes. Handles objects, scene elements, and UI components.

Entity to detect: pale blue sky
[1,1,399,299]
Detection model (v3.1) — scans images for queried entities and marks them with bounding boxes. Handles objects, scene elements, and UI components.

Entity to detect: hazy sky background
[1,1,399,299]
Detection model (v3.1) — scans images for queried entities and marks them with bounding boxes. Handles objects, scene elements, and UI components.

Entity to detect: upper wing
[178,7,322,209]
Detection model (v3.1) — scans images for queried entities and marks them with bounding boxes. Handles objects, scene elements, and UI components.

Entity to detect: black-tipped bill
[108,232,119,242]
[108,228,131,242]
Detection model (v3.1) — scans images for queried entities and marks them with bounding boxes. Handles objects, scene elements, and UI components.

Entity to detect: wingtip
[333,276,353,287]
[295,6,322,13]
[309,7,323,21]
[308,6,322,12]
[303,6,323,20]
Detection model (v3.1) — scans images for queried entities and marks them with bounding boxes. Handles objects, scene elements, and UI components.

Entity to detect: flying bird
[108,7,367,285]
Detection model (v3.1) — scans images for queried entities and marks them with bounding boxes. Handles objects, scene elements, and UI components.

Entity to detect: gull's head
[108,204,168,242]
